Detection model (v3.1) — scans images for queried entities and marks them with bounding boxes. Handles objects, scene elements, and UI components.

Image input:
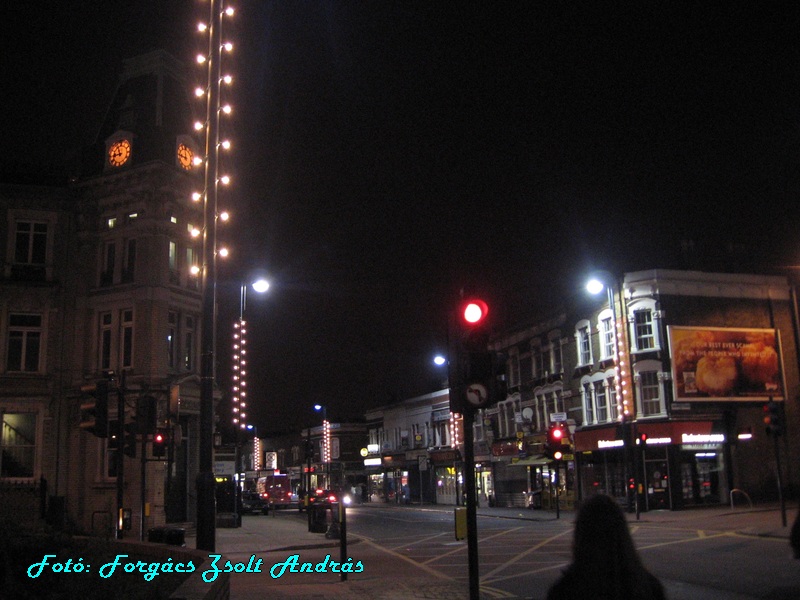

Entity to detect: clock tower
[82,50,200,175]
[68,49,206,529]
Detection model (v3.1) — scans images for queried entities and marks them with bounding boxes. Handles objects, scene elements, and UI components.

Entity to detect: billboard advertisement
[668,326,784,402]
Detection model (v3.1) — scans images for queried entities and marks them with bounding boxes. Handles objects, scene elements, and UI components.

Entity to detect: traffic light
[450,297,506,412]
[638,432,648,447]
[79,380,109,438]
[763,400,783,436]
[544,423,568,460]
[461,299,489,327]
[123,422,137,458]
[152,429,168,457]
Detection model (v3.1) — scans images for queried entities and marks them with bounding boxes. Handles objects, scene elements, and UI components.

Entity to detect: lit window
[1,412,37,478]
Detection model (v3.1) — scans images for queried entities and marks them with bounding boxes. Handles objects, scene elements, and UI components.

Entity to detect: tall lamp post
[586,274,635,512]
[231,278,269,521]
[314,404,330,488]
[196,0,226,552]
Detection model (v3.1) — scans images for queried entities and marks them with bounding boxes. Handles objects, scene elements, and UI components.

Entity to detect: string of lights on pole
[194,0,238,553]
[193,2,235,264]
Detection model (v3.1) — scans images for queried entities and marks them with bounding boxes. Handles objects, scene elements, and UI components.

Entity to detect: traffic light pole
[462,405,480,600]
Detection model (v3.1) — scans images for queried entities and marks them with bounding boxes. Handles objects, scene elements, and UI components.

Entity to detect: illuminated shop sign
[597,437,672,449]
[681,433,725,444]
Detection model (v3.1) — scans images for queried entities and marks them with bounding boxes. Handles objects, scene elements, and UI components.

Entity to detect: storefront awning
[508,454,550,467]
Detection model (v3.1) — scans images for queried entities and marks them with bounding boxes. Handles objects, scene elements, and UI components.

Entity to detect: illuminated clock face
[177,143,194,170]
[108,140,131,167]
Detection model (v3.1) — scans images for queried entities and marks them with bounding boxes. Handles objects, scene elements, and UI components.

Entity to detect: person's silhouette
[547,494,666,600]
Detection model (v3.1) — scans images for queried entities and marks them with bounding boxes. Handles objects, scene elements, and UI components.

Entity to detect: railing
[730,488,753,509]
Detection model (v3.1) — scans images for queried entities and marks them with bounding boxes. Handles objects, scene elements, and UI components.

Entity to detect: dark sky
[3,2,800,434]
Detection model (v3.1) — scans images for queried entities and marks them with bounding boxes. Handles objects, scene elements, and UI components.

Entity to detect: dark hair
[565,494,656,599]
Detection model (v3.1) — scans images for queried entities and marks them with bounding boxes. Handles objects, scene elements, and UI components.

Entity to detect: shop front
[430,448,461,505]
[574,420,727,510]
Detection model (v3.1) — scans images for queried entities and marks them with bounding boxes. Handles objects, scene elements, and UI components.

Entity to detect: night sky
[3,2,799,434]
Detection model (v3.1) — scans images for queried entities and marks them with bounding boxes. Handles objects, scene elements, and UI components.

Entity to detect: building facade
[1,51,209,535]
[491,269,800,511]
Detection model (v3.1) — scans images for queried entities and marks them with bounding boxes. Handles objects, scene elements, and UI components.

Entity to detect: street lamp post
[587,274,636,513]
[231,279,269,523]
[196,0,224,552]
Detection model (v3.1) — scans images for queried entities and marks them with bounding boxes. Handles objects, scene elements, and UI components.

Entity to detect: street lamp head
[251,278,270,294]
[433,355,447,366]
[586,278,605,295]
[314,404,324,412]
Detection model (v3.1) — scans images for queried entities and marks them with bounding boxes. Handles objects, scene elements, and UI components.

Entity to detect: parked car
[241,490,269,515]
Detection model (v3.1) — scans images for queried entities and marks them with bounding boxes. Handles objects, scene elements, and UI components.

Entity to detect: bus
[256,472,296,509]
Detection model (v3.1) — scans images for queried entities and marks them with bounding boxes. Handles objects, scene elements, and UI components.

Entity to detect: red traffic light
[547,423,567,447]
[461,299,489,326]
[152,428,168,457]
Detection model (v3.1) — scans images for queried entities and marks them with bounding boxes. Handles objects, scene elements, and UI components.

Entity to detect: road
[228,504,800,599]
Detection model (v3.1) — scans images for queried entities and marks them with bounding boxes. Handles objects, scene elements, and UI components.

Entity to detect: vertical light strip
[231,318,247,426]
[323,420,331,463]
